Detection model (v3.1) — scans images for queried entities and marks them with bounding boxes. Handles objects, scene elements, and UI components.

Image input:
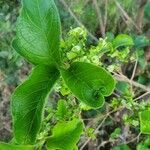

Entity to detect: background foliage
[0,0,150,149]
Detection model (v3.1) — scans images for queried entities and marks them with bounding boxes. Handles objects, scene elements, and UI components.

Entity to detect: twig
[135,0,148,32]
[126,133,141,144]
[134,92,150,101]
[79,107,120,150]
[80,71,149,148]
[79,106,124,149]
[80,115,108,150]
[84,0,91,6]
[97,139,117,149]
[113,72,150,93]
[113,92,120,97]
[59,0,98,42]
[120,125,129,143]
[114,0,142,33]
[104,0,108,28]
[84,106,120,129]
[92,0,105,37]
[130,59,138,81]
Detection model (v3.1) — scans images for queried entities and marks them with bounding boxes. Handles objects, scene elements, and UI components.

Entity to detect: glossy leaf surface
[12,65,59,144]
[61,62,115,108]
[12,0,61,66]
[46,119,83,150]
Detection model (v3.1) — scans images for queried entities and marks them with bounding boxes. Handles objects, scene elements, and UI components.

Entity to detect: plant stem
[59,0,98,42]
[92,0,105,37]
[113,72,150,93]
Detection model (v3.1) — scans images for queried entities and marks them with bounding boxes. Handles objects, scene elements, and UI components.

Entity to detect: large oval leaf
[11,65,60,144]
[61,62,116,108]
[0,142,36,150]
[46,119,83,150]
[12,0,61,66]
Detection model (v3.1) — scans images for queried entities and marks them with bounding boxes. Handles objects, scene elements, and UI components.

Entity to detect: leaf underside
[46,119,83,150]
[61,62,116,108]
[11,65,59,144]
[12,0,61,66]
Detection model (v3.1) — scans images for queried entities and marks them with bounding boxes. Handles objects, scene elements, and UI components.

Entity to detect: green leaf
[134,35,149,49]
[46,119,83,150]
[110,128,121,139]
[0,142,36,150]
[12,0,61,66]
[113,34,134,49]
[138,75,150,85]
[116,81,130,93]
[11,65,60,144]
[139,110,150,134]
[136,49,147,69]
[137,138,150,150]
[56,100,68,120]
[61,62,116,108]
[0,51,9,58]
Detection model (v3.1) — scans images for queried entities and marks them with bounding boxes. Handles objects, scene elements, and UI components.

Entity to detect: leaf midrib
[24,71,58,143]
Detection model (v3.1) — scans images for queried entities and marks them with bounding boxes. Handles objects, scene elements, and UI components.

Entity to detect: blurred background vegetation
[0,0,150,149]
